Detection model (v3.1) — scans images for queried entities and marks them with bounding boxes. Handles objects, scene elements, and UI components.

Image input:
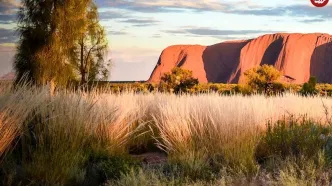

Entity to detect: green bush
[300,77,319,96]
[84,153,141,185]
[244,65,282,94]
[256,116,330,164]
[275,154,328,186]
[160,67,199,93]
[233,84,253,95]
[106,169,174,186]
[268,82,285,95]
[167,151,216,181]
[69,80,332,96]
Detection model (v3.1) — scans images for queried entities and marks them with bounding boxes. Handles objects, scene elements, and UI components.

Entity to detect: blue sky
[0,0,332,80]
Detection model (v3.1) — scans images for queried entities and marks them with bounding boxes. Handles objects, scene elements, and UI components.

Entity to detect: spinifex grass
[0,85,47,158]
[1,86,332,185]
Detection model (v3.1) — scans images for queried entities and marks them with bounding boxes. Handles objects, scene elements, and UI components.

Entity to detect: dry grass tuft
[1,85,332,184]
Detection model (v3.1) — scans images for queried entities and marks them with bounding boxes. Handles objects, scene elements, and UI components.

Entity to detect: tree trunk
[80,41,86,84]
[49,79,56,96]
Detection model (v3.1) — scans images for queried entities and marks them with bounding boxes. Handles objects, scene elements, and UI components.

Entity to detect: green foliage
[191,83,237,94]
[70,3,110,84]
[63,81,332,96]
[244,65,283,94]
[300,76,319,96]
[84,153,141,185]
[317,83,332,96]
[211,132,260,177]
[3,85,332,185]
[256,116,330,163]
[167,151,216,181]
[106,169,171,186]
[275,154,329,186]
[14,0,105,88]
[160,67,199,93]
[233,84,253,95]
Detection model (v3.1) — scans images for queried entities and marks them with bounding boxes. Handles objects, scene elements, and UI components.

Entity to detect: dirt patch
[132,152,168,166]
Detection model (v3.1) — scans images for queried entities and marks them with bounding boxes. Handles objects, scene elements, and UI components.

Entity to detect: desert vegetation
[1,83,332,185]
[111,65,332,98]
[3,0,332,185]
[14,0,110,90]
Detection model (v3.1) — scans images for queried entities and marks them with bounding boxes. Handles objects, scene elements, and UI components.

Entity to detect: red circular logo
[311,0,329,7]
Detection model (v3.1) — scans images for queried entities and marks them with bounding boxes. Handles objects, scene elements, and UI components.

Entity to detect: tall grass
[1,84,332,184]
[0,85,48,158]
[151,93,332,176]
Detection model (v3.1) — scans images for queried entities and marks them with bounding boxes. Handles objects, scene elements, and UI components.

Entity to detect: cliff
[149,33,332,84]
[0,72,15,81]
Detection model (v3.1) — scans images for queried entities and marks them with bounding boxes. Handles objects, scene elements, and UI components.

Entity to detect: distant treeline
[77,81,332,96]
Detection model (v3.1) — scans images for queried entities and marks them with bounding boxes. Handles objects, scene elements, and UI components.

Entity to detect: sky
[0,0,332,81]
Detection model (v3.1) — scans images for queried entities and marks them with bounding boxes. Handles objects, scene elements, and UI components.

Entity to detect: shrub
[167,151,216,181]
[233,84,252,95]
[160,67,199,93]
[106,169,167,186]
[107,168,203,186]
[0,87,141,185]
[256,116,330,164]
[275,154,329,186]
[244,65,282,94]
[84,153,141,185]
[300,76,319,96]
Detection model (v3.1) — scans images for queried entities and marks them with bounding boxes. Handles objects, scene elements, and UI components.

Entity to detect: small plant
[300,76,319,96]
[233,84,253,95]
[244,65,283,95]
[256,116,330,164]
[275,154,328,186]
[159,67,198,93]
[84,153,141,185]
[167,151,216,181]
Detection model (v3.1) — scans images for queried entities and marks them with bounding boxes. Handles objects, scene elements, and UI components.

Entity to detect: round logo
[311,0,329,7]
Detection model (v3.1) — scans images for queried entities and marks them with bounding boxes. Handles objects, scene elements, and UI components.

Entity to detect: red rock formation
[149,33,332,84]
[0,72,15,81]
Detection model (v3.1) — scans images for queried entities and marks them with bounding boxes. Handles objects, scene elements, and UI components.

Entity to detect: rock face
[0,72,15,80]
[148,33,332,84]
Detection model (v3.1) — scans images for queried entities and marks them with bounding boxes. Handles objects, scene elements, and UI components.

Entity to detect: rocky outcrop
[0,72,15,80]
[149,33,332,84]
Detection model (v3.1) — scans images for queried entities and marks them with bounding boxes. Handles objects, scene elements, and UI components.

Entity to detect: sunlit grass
[1,84,332,185]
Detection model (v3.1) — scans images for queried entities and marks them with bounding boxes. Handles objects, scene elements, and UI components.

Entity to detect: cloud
[99,0,230,13]
[163,30,186,34]
[99,10,160,27]
[230,5,332,18]
[0,0,20,14]
[0,28,17,44]
[185,28,283,36]
[0,14,16,24]
[98,0,184,13]
[98,0,332,21]
[0,0,19,24]
[108,30,128,35]
[298,18,327,23]
[99,10,130,20]
[164,28,284,38]
[151,34,161,38]
[119,18,160,27]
